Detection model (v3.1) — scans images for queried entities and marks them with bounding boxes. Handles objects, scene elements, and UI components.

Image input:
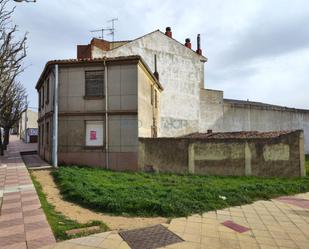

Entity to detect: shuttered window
[85,70,104,97]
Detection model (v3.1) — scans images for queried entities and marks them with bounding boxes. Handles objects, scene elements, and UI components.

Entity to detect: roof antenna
[90,17,118,42]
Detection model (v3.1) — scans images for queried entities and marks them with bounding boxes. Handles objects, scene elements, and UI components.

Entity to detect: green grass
[53,163,309,218]
[31,172,108,241]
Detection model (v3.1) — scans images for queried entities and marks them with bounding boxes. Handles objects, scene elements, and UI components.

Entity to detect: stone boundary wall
[139,130,305,177]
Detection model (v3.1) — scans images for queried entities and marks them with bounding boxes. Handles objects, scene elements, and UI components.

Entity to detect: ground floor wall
[199,89,309,154]
[139,130,305,177]
[39,114,139,171]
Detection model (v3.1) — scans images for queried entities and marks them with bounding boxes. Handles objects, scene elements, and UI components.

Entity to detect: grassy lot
[53,159,309,218]
[31,173,108,241]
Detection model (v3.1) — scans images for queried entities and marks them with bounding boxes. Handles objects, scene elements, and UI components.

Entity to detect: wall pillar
[188,143,195,174]
[245,142,252,176]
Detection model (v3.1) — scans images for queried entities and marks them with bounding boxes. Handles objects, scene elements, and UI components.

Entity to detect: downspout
[104,60,109,169]
[52,64,59,168]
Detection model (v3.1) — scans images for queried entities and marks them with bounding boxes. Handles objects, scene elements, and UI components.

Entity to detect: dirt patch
[31,170,167,230]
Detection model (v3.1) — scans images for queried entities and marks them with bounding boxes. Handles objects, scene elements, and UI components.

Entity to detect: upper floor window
[38,90,41,110]
[85,71,104,97]
[42,86,45,108]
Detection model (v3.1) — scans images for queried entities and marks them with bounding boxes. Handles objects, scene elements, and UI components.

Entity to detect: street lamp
[14,0,36,2]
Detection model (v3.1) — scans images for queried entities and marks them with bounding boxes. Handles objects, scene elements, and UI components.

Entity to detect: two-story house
[36,56,162,170]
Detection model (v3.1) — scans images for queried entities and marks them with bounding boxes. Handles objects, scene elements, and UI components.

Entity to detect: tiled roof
[36,56,163,90]
[180,130,299,139]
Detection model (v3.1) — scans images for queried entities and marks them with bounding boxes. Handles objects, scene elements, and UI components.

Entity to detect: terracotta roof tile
[180,130,299,139]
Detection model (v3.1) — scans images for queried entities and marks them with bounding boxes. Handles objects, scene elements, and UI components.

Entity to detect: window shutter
[85,71,104,96]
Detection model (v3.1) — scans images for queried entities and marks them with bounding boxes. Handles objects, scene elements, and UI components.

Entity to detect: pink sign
[90,131,97,140]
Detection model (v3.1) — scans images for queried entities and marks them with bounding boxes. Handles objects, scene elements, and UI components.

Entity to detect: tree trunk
[0,128,3,156]
[4,127,10,147]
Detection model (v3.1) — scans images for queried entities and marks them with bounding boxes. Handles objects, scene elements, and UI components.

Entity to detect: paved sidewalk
[41,192,309,249]
[0,136,56,249]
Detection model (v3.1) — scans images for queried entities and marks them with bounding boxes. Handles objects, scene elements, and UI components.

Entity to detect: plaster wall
[139,130,305,177]
[199,89,309,154]
[92,31,205,137]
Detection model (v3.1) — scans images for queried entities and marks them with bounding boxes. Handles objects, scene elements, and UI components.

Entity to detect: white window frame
[85,121,104,147]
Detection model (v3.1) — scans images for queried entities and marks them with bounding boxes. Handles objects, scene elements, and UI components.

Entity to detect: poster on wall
[90,130,97,140]
[86,121,104,146]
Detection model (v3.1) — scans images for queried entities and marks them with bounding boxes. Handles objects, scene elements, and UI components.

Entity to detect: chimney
[165,27,172,38]
[185,38,191,49]
[153,54,159,81]
[196,34,202,55]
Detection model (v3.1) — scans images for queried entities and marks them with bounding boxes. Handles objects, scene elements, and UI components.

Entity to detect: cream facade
[36,56,162,170]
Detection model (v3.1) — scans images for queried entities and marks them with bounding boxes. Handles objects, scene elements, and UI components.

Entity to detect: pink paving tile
[23,208,44,217]
[0,212,23,222]
[1,202,22,210]
[25,220,50,232]
[2,242,27,249]
[0,233,26,247]
[221,220,251,233]
[22,203,41,212]
[276,197,309,209]
[2,198,21,205]
[0,224,24,237]
[1,207,23,215]
[25,227,54,241]
[27,235,56,249]
[24,214,46,224]
[0,218,24,228]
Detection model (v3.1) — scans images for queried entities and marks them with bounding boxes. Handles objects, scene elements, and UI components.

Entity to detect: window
[46,78,49,104]
[46,122,49,145]
[42,86,44,108]
[85,121,104,147]
[85,71,104,97]
[41,124,44,147]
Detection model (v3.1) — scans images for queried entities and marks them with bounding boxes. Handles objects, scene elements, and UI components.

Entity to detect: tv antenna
[90,18,118,42]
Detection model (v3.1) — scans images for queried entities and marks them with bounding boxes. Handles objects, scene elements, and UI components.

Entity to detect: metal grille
[85,70,104,96]
[119,225,183,249]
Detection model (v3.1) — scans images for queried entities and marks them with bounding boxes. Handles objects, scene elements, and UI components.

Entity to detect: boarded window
[85,71,104,97]
[46,122,49,145]
[41,124,44,147]
[85,121,104,146]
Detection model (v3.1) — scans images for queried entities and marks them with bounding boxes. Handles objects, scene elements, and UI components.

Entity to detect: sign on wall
[86,121,104,146]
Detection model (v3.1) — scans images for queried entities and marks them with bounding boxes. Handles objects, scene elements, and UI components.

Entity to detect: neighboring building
[78,29,207,137]
[19,109,38,143]
[36,56,162,170]
[78,27,309,153]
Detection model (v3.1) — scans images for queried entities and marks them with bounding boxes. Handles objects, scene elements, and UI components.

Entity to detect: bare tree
[0,0,27,154]
[0,81,26,150]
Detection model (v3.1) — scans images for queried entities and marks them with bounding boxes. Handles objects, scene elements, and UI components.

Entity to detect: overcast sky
[9,0,309,110]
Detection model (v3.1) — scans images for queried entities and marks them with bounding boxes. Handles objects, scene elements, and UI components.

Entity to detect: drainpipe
[104,60,109,169]
[52,64,59,168]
